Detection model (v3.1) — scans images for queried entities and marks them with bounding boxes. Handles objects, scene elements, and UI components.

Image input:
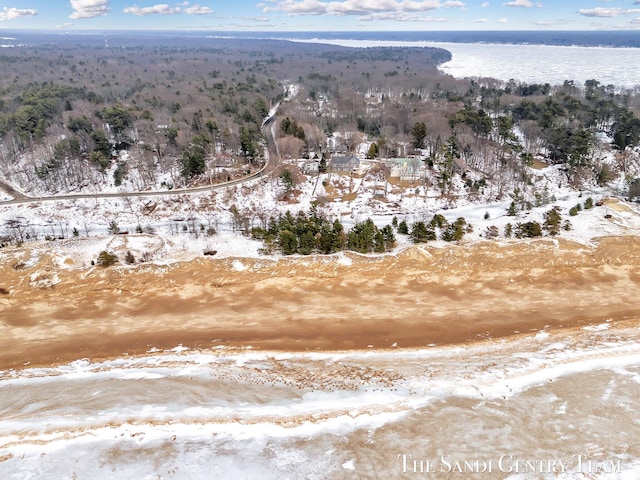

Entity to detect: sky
[1,0,640,32]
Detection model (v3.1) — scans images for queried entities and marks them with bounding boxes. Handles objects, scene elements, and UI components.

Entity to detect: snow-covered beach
[2,318,640,478]
[2,156,640,477]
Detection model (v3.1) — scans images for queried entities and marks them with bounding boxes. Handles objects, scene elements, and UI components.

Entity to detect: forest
[1,35,640,254]
[0,38,449,193]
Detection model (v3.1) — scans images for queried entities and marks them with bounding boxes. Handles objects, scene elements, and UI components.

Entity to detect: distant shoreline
[2,29,640,48]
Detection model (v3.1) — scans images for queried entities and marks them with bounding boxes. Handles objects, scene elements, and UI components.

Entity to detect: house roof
[331,154,359,165]
[386,158,422,167]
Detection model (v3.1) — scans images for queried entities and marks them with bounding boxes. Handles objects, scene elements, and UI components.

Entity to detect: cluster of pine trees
[250,208,479,256]
[395,214,470,243]
[250,208,396,255]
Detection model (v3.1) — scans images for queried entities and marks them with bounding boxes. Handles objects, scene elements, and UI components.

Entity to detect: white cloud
[502,0,533,7]
[481,2,489,6]
[122,3,212,16]
[361,12,447,21]
[578,7,621,17]
[496,17,507,22]
[578,7,640,17]
[264,0,466,17]
[70,0,110,19]
[359,11,423,20]
[185,5,214,15]
[240,15,270,22]
[124,4,182,15]
[0,7,37,21]
[474,17,489,22]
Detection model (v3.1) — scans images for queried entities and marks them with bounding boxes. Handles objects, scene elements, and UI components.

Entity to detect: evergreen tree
[381,225,396,250]
[298,230,316,255]
[96,250,118,267]
[374,230,386,253]
[411,122,427,149]
[278,229,298,255]
[410,221,436,243]
[347,219,378,253]
[504,223,513,238]
[543,206,562,235]
[441,217,467,242]
[181,149,205,178]
[107,220,119,235]
[515,221,542,238]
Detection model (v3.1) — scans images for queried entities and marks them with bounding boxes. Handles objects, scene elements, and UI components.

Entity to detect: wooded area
[2,36,640,252]
[1,37,639,198]
[0,38,449,193]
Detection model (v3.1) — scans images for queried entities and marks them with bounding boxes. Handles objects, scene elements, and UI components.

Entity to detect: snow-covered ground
[1,155,639,267]
[3,323,640,479]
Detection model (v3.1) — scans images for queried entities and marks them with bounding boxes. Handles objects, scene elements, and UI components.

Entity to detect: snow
[232,259,247,272]
[3,325,640,478]
[1,69,639,263]
[342,459,356,470]
[287,37,640,88]
[2,152,640,267]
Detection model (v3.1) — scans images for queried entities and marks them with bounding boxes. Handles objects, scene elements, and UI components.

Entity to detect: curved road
[0,114,281,207]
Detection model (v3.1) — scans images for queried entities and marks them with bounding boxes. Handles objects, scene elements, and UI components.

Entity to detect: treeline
[2,37,640,202]
[0,44,286,193]
[248,203,584,256]
[400,214,471,243]
[0,83,89,146]
[250,208,396,255]
[250,209,476,256]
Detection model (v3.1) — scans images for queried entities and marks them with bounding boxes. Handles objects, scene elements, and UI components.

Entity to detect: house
[331,154,360,173]
[385,158,424,181]
[301,160,320,175]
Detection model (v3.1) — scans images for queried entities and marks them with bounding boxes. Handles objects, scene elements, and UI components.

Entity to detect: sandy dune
[1,236,639,370]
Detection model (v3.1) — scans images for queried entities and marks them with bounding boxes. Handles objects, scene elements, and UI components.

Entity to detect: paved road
[0,112,281,207]
[0,179,29,201]
[0,168,267,206]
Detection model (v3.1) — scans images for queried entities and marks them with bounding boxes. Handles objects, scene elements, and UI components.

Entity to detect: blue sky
[2,1,640,31]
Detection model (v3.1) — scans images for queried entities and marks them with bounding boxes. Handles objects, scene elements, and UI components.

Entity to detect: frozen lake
[292,37,640,89]
[434,41,640,89]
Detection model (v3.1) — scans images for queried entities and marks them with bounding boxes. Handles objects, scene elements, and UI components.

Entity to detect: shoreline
[1,235,640,371]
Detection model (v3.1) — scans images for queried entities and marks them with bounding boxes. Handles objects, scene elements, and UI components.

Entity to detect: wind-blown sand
[0,236,639,371]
